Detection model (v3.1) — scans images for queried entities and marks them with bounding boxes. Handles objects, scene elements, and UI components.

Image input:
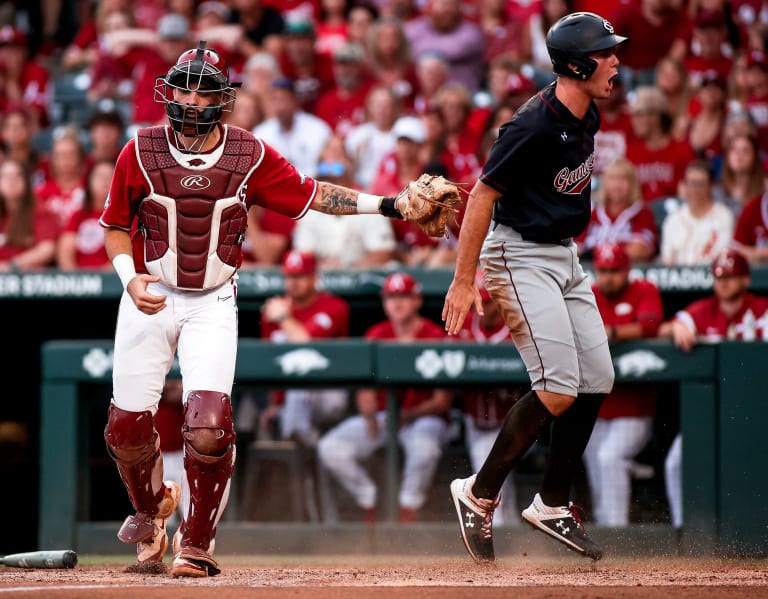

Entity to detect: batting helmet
[546,12,628,81]
[154,41,239,136]
[712,249,750,278]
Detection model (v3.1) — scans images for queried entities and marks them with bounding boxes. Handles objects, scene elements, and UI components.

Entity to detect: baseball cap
[506,72,535,95]
[381,272,421,296]
[712,248,750,277]
[392,116,426,143]
[281,250,317,276]
[157,13,190,40]
[285,19,316,37]
[594,243,630,270]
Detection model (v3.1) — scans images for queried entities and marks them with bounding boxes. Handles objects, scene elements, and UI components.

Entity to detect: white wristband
[112,253,137,289]
[356,192,382,214]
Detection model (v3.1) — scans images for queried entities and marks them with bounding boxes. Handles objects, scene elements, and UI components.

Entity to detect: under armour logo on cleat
[464,511,476,528]
[556,520,570,535]
[561,132,568,142]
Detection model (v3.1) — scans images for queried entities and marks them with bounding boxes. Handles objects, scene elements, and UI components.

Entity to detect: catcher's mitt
[397,173,463,238]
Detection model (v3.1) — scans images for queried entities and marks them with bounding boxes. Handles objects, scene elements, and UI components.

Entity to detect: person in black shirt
[443,11,627,564]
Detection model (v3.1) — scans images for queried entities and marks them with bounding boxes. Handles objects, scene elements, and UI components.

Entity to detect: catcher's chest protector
[136,127,262,290]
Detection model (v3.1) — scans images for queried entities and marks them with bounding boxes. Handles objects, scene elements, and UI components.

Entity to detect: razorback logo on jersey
[554,153,595,195]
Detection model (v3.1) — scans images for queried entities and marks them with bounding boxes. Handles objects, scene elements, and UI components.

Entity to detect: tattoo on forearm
[318,185,359,215]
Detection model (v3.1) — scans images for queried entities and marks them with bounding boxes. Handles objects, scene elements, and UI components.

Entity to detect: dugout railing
[40,338,768,556]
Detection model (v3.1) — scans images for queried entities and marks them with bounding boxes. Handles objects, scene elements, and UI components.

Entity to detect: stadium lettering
[20,274,104,297]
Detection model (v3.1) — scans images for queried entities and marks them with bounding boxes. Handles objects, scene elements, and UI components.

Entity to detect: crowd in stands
[3,0,768,272]
[6,0,768,528]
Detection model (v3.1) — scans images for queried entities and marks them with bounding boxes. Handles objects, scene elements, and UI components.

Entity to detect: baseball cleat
[450,475,499,563]
[170,545,220,577]
[136,481,181,564]
[521,492,603,560]
[117,481,181,564]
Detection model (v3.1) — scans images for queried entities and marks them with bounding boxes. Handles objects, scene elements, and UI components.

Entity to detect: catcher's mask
[154,40,240,136]
[546,12,628,81]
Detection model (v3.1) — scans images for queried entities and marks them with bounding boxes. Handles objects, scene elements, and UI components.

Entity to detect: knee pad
[104,403,158,465]
[183,390,236,457]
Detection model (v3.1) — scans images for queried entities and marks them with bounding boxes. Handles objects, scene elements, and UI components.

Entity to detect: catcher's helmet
[712,249,750,278]
[546,12,628,81]
[154,41,239,136]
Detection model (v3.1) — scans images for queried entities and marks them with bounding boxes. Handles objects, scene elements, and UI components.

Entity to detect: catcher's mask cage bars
[154,40,241,140]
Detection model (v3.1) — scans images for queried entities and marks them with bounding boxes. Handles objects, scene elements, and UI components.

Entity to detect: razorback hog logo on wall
[180,175,212,190]
[554,153,595,195]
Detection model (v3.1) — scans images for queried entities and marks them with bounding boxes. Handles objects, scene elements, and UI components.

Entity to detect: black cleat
[450,475,499,563]
[522,492,603,560]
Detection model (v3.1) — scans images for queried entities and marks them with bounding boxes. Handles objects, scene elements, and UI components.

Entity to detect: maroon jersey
[260,291,350,341]
[593,278,664,419]
[366,318,446,410]
[577,201,658,258]
[733,193,768,250]
[676,293,768,341]
[100,125,316,285]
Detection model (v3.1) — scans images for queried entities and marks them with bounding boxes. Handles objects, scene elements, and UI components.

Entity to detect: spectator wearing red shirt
[658,248,768,529]
[733,190,768,263]
[716,133,764,218]
[35,127,87,230]
[0,26,52,132]
[577,158,658,262]
[57,159,115,271]
[365,17,419,112]
[683,70,728,165]
[742,50,768,152]
[583,243,663,527]
[370,115,444,265]
[0,158,58,271]
[317,272,453,523]
[626,86,697,203]
[259,250,351,447]
[0,107,45,188]
[314,41,376,137]
[608,0,687,88]
[278,19,335,113]
[676,9,735,87]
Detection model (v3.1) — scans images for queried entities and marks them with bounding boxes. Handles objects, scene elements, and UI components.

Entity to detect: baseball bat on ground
[0,550,78,568]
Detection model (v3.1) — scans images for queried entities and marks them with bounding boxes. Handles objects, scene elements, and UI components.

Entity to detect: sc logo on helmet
[180,175,212,190]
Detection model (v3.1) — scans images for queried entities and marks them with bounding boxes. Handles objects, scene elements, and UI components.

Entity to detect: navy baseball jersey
[481,83,600,243]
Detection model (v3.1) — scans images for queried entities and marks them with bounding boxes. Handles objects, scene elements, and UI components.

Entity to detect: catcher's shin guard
[177,390,236,554]
[104,403,165,519]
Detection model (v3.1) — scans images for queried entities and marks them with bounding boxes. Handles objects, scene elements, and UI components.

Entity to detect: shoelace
[480,509,494,539]
[567,503,588,532]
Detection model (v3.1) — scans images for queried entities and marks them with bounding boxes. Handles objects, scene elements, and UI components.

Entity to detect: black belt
[492,221,572,246]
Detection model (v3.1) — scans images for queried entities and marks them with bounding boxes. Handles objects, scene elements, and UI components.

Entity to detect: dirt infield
[1,555,767,598]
